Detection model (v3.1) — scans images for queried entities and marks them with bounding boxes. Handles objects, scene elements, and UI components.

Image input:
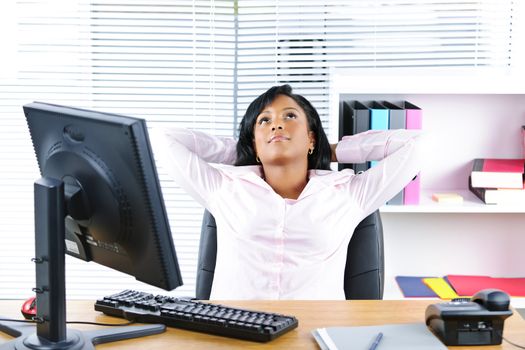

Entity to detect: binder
[369,100,389,130]
[402,101,422,205]
[340,100,370,173]
[383,101,406,130]
[522,126,525,158]
[383,101,406,205]
[368,101,389,168]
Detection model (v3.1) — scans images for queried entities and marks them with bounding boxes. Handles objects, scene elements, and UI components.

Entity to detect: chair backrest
[196,209,384,300]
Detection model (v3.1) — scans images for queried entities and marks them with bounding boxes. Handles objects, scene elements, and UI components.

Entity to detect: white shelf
[330,68,525,95]
[380,190,525,214]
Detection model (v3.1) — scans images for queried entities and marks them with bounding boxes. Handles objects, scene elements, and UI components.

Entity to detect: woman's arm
[158,127,238,165]
[151,127,238,208]
[335,129,422,164]
[337,129,424,217]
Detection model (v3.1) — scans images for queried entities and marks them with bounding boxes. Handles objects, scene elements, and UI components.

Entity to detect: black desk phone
[425,289,513,346]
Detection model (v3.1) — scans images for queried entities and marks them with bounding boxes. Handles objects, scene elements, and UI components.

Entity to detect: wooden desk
[1,299,524,349]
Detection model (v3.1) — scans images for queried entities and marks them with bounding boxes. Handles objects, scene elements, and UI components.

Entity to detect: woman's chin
[261,155,307,167]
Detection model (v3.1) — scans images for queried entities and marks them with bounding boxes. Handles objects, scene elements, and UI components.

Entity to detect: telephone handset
[425,289,513,346]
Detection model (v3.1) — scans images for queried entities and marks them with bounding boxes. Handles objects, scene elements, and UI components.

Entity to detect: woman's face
[253,94,315,166]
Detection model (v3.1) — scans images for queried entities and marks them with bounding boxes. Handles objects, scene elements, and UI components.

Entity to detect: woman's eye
[285,112,297,119]
[258,116,270,125]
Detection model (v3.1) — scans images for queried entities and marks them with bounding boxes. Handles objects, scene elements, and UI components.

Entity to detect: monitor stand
[0,177,166,349]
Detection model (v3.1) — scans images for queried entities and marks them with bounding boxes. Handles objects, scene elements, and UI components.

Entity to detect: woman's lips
[268,135,290,143]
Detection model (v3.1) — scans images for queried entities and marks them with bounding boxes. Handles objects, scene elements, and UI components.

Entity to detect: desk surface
[1,299,524,349]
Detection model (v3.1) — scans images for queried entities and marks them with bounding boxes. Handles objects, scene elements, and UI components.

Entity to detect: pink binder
[403,102,422,205]
[521,125,525,158]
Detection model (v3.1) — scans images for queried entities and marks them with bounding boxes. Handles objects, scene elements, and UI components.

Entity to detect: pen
[368,332,383,350]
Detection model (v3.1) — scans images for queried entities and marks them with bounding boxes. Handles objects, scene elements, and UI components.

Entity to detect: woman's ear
[309,131,316,149]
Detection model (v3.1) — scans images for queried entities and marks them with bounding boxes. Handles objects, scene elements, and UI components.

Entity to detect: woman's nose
[271,123,283,131]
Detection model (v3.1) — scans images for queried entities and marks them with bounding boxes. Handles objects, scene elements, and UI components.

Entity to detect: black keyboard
[94,290,298,342]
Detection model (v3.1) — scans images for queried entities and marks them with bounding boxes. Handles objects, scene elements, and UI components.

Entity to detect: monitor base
[0,319,165,350]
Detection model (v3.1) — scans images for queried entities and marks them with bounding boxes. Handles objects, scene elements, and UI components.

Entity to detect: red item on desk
[446,275,525,297]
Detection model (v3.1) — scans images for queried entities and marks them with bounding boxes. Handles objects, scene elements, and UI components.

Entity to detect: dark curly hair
[234,84,331,170]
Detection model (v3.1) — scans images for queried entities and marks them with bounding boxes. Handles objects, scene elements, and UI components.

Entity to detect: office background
[1,0,524,300]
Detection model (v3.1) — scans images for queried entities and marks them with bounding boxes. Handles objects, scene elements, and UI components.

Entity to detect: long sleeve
[335,129,422,164]
[156,127,238,164]
[335,129,424,218]
[151,127,238,208]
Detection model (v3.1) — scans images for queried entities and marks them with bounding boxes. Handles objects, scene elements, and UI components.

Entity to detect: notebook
[312,323,446,350]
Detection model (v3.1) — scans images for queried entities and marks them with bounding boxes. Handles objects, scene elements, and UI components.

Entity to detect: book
[340,100,370,173]
[470,158,525,189]
[469,176,525,205]
[431,192,463,204]
[312,323,447,350]
[383,101,406,205]
[402,101,422,205]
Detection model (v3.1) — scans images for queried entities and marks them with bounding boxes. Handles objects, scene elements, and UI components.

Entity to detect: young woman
[154,84,423,300]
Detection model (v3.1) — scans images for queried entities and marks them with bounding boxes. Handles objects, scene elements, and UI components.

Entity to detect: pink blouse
[153,128,423,300]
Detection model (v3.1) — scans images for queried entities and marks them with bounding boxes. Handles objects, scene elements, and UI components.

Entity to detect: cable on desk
[503,335,525,349]
[0,318,36,324]
[66,320,135,326]
[495,330,525,349]
[0,318,135,327]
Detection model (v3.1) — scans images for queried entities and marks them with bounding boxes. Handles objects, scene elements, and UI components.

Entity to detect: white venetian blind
[235,0,515,135]
[0,0,235,299]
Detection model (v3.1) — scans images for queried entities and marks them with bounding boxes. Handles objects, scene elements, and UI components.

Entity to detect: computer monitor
[0,102,182,349]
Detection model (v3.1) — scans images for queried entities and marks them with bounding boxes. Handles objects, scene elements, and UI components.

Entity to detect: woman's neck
[262,163,309,200]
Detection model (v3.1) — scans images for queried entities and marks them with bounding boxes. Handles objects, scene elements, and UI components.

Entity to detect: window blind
[0,0,235,299]
[0,0,521,300]
[235,0,514,135]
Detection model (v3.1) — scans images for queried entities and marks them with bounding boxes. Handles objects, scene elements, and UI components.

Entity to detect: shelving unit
[382,190,525,214]
[329,69,525,299]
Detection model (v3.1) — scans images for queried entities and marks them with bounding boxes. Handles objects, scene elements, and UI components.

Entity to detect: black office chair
[196,209,384,300]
